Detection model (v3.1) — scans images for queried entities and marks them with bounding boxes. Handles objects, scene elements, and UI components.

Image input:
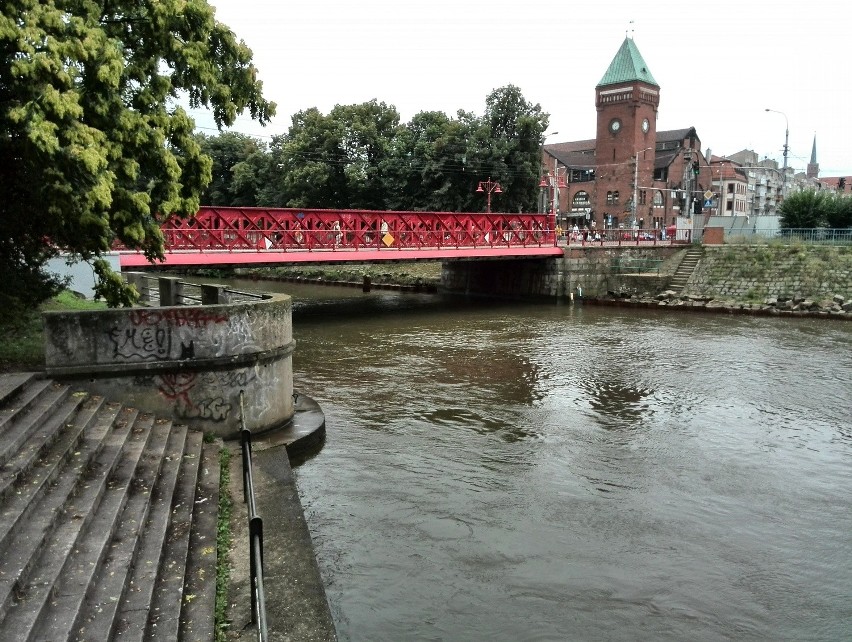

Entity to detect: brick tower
[594,37,660,229]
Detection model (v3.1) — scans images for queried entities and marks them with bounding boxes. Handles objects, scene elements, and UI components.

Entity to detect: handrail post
[239,390,268,641]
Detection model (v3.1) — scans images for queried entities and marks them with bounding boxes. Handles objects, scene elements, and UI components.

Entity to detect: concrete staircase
[668,245,704,293]
[0,372,219,641]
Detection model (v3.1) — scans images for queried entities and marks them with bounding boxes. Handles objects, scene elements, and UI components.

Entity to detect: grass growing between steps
[215,446,232,642]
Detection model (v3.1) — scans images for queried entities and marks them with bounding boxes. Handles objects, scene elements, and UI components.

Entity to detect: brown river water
[225,278,851,641]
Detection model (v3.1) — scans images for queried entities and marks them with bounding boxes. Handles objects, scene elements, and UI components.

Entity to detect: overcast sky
[192,0,852,177]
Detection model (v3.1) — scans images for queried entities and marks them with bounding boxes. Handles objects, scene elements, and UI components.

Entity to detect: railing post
[201,284,228,305]
[124,272,149,303]
[158,276,182,306]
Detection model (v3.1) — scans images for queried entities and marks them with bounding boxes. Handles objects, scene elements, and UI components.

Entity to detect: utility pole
[632,151,639,228]
[766,109,789,198]
[632,147,653,229]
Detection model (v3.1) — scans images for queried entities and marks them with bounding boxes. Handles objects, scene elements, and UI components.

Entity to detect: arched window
[653,190,665,207]
[572,191,590,208]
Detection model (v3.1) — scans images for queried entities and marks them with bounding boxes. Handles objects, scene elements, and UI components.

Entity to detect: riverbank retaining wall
[441,246,686,299]
[42,289,296,439]
[684,244,852,302]
[441,243,852,304]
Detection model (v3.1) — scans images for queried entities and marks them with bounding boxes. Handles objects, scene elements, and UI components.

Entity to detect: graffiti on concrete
[151,371,233,422]
[141,367,269,423]
[209,316,259,358]
[128,309,229,328]
[108,325,171,360]
[108,309,230,361]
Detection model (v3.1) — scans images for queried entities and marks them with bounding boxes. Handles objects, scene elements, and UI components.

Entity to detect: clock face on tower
[642,118,650,133]
[609,119,621,134]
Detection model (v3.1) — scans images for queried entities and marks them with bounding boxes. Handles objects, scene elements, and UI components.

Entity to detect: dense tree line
[780,190,852,229]
[197,85,550,214]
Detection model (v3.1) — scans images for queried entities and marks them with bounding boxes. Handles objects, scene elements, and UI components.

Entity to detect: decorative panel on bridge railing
[156,207,556,253]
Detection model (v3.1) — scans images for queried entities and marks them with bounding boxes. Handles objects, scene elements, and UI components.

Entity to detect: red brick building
[542,37,712,233]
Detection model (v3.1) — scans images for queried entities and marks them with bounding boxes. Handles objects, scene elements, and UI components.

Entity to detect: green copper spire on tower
[597,38,659,88]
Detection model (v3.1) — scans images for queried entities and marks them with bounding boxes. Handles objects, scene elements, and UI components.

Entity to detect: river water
[233,279,851,641]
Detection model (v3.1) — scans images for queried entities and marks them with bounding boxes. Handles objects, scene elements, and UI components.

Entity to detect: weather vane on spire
[626,20,635,39]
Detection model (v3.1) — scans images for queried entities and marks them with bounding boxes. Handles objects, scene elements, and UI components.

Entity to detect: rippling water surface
[240,280,852,641]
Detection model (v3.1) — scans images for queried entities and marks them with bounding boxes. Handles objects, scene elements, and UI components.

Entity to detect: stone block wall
[685,245,852,302]
[441,247,684,299]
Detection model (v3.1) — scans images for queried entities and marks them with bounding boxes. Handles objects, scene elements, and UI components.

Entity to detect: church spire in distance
[807,134,819,179]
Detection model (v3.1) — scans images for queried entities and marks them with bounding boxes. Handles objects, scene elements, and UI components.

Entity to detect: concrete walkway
[225,393,337,641]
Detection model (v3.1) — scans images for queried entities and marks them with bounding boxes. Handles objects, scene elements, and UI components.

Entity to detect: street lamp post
[765,108,789,196]
[476,177,503,213]
[538,170,566,230]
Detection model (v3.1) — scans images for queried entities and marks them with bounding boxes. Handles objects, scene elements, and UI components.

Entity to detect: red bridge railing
[155,207,556,253]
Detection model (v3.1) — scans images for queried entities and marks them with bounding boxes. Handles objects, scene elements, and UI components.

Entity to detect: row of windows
[571,190,667,207]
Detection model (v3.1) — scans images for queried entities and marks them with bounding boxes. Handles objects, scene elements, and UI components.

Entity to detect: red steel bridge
[118,207,565,268]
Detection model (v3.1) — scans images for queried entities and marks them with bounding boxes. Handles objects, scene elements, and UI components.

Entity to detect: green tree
[279,100,400,209]
[257,135,292,207]
[381,110,474,211]
[467,85,549,213]
[0,0,274,315]
[824,192,852,229]
[779,190,827,229]
[277,107,348,208]
[198,132,269,206]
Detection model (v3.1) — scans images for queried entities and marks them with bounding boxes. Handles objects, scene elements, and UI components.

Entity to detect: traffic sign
[704,190,713,200]
[703,199,713,208]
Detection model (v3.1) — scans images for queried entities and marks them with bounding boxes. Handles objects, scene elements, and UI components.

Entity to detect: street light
[476,177,503,213]
[538,170,566,229]
[765,108,789,195]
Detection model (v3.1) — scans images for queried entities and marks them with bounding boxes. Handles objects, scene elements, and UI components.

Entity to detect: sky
[191,0,852,177]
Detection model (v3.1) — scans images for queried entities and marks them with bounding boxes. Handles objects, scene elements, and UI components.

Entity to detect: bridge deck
[119,246,565,268]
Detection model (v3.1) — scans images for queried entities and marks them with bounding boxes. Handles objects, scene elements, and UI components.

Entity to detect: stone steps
[669,247,704,292]
[0,373,218,641]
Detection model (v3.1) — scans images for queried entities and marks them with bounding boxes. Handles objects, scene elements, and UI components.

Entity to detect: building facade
[542,37,714,234]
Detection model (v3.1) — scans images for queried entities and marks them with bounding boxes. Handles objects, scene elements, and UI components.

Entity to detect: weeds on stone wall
[695,244,852,302]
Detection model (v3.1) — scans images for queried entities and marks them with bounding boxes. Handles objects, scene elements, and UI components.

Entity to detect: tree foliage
[253,85,548,214]
[824,192,852,228]
[0,0,274,314]
[381,110,475,211]
[198,132,268,206]
[277,100,401,210]
[780,189,852,229]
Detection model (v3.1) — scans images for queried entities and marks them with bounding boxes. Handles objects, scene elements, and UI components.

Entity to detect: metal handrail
[239,391,268,642]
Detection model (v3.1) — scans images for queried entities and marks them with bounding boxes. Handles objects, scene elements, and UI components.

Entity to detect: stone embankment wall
[42,284,295,439]
[684,244,852,303]
[441,246,685,299]
[441,243,852,317]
